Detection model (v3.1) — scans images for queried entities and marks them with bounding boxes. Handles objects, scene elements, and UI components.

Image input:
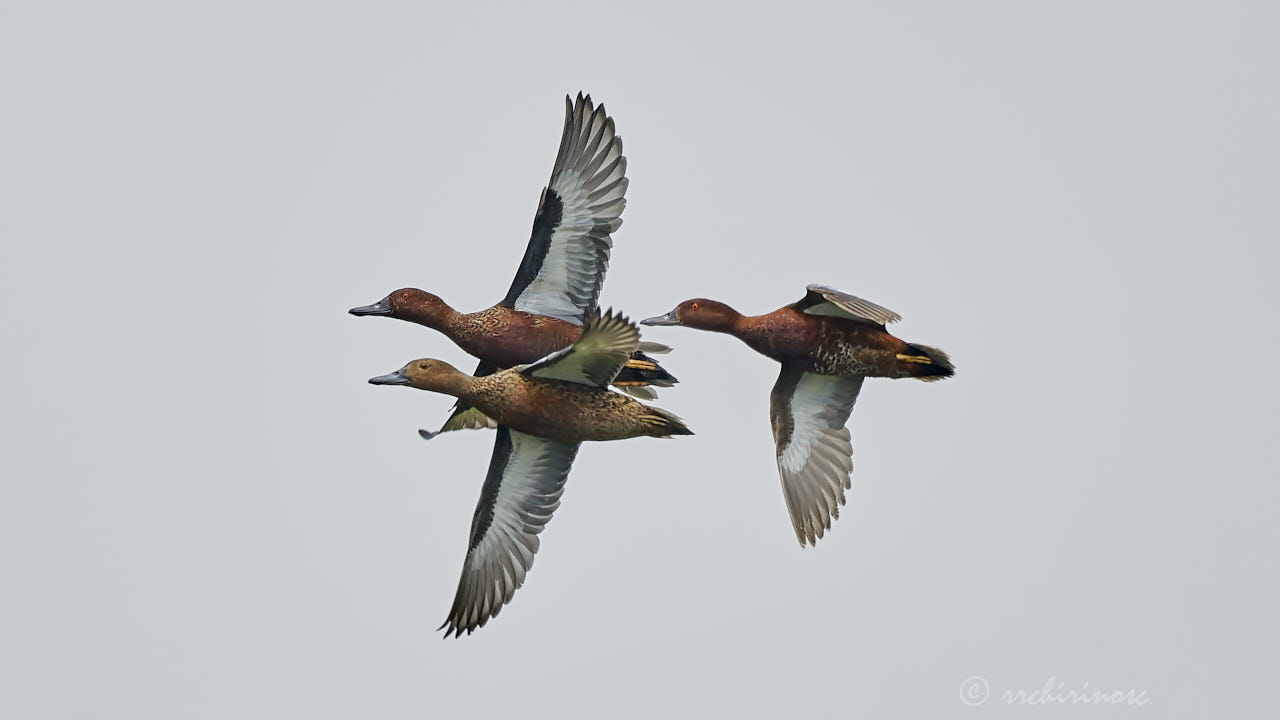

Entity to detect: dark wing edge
[502,93,627,324]
[439,427,581,638]
[769,367,865,547]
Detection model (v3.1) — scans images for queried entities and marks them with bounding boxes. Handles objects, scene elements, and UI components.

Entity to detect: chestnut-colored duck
[369,310,692,637]
[351,94,675,438]
[642,285,953,547]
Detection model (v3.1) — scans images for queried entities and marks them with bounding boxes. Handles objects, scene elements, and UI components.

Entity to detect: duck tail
[640,406,694,437]
[896,343,955,382]
[612,349,679,395]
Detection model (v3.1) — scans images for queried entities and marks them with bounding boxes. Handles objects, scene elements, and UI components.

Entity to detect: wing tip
[586,306,641,344]
[438,617,475,639]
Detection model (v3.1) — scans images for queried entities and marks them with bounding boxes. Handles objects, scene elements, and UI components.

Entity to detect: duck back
[449,307,582,368]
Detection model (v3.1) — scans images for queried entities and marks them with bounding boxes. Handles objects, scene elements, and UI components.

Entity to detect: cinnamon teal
[369,309,691,636]
[642,285,953,547]
[351,94,675,438]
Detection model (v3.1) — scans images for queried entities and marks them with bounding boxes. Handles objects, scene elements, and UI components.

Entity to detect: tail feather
[641,406,693,437]
[615,384,658,400]
[899,343,954,382]
[637,341,672,355]
[612,350,679,390]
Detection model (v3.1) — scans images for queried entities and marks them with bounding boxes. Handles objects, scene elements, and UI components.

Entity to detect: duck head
[349,288,454,328]
[368,358,468,395]
[642,299,741,333]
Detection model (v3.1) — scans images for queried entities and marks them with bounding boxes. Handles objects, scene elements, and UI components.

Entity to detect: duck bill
[349,296,392,316]
[640,310,681,326]
[368,368,410,386]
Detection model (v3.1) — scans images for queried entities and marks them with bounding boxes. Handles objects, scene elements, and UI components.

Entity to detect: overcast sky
[3,1,1277,718]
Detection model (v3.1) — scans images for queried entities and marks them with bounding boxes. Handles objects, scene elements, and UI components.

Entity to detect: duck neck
[707,308,748,336]
[425,367,478,401]
[403,300,461,334]
[730,312,779,350]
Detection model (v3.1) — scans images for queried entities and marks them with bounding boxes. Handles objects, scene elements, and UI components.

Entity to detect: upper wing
[521,308,639,388]
[791,284,902,326]
[769,366,865,547]
[501,93,628,325]
[440,427,581,638]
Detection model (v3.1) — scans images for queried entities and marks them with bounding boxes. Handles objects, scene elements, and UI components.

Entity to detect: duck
[369,309,692,637]
[351,93,675,439]
[642,285,953,547]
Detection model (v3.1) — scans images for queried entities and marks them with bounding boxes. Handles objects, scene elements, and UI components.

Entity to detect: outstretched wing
[769,366,865,546]
[440,427,581,638]
[501,93,628,325]
[521,308,639,388]
[791,284,901,326]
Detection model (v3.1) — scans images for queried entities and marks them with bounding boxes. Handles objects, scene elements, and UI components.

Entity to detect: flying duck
[351,94,675,439]
[642,285,953,546]
[369,309,692,636]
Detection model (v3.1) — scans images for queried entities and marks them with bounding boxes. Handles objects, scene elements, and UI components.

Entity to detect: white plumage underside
[448,431,578,634]
[514,97,627,324]
[775,372,864,545]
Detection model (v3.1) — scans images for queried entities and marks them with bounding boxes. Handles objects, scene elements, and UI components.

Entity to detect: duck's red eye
[690,302,700,311]
[401,293,410,300]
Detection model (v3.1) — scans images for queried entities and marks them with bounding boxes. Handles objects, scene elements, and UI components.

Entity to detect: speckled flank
[736,308,919,378]
[393,358,689,444]
[446,306,579,369]
[463,372,690,444]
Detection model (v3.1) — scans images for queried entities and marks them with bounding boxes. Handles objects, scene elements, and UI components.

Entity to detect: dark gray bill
[640,310,681,326]
[349,295,392,316]
[368,368,410,385]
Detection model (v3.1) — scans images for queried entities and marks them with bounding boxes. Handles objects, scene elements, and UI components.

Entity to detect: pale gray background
[2,1,1277,717]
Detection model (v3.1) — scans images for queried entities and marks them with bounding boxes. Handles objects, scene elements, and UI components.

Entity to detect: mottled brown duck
[369,309,691,637]
[351,93,675,438]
